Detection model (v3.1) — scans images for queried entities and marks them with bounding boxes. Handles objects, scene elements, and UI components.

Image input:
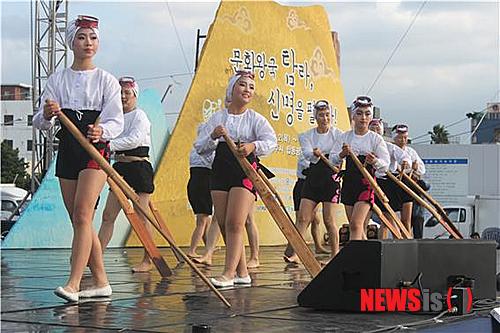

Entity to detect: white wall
[1,100,33,169]
[412,144,500,203]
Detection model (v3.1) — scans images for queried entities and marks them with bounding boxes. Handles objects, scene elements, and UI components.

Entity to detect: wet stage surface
[1,246,498,332]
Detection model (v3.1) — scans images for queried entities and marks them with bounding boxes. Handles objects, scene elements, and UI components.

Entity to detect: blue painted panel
[2,89,167,249]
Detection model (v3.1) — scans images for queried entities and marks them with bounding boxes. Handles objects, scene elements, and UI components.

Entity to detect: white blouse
[33,67,124,140]
[110,108,150,152]
[330,130,390,177]
[299,127,343,164]
[402,146,426,176]
[296,154,309,179]
[189,148,214,169]
[387,142,412,174]
[194,108,277,157]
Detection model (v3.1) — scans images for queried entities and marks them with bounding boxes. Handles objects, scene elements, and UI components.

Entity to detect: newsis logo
[360,288,473,312]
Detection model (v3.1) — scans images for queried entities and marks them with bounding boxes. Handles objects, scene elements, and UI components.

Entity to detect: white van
[423,195,500,246]
[1,184,30,238]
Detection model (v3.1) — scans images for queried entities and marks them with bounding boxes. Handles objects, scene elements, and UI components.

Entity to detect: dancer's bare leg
[349,202,371,240]
[60,169,108,293]
[131,193,153,272]
[285,199,316,264]
[98,190,122,251]
[311,210,328,254]
[322,203,339,258]
[187,214,211,258]
[401,202,413,237]
[245,204,260,268]
[194,216,220,265]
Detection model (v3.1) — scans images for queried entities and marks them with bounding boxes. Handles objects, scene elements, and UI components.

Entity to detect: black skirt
[340,155,375,206]
[301,155,340,204]
[113,160,154,194]
[374,175,402,212]
[187,167,213,215]
[210,142,258,195]
[400,177,414,204]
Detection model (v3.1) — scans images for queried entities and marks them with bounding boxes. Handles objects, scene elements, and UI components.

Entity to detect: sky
[1,0,499,144]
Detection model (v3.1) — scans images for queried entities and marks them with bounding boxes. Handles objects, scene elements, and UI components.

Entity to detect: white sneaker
[234,275,252,284]
[79,285,112,298]
[54,286,79,302]
[210,277,234,288]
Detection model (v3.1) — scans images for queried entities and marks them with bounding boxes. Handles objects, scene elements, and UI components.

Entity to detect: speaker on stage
[297,239,497,311]
[417,240,496,300]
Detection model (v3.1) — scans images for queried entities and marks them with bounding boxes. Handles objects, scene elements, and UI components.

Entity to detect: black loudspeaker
[417,240,496,300]
[298,240,497,311]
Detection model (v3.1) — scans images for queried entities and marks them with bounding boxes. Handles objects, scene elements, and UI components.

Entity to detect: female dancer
[98,76,156,272]
[368,119,411,238]
[283,154,328,261]
[187,124,215,258]
[194,71,277,287]
[392,124,426,234]
[285,100,342,263]
[33,15,123,301]
[330,96,390,240]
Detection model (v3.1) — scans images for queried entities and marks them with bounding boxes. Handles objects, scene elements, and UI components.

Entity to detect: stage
[1,246,498,332]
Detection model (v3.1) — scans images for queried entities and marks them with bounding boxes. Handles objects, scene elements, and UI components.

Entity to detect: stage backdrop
[131,1,351,247]
[3,89,167,249]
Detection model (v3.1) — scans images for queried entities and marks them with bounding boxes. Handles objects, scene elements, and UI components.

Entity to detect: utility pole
[194,29,206,72]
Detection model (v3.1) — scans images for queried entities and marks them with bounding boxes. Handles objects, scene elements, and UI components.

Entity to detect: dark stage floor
[1,246,498,332]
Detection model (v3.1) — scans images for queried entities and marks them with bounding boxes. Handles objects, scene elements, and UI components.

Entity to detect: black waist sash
[56,109,107,149]
[116,146,150,157]
[307,153,334,187]
[344,155,375,179]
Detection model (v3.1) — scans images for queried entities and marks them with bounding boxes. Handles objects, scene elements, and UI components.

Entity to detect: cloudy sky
[2,1,499,143]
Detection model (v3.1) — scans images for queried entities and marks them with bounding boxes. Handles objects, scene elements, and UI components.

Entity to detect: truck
[1,184,30,239]
[422,195,500,246]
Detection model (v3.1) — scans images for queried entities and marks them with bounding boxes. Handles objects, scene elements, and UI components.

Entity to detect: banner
[135,1,350,246]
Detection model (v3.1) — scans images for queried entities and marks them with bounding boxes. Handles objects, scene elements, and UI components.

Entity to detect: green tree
[428,124,449,144]
[1,141,31,190]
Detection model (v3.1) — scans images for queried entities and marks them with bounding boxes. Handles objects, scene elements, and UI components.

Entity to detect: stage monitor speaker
[298,240,419,311]
[297,239,497,311]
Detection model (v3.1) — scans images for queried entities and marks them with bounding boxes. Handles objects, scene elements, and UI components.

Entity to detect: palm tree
[428,124,449,144]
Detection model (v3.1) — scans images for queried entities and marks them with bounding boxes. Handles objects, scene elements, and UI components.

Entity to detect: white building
[1,84,33,170]
[412,144,500,204]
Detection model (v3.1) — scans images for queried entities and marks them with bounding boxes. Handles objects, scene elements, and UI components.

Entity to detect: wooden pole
[57,112,231,308]
[399,172,462,239]
[107,178,172,277]
[148,201,185,263]
[347,152,412,239]
[223,135,321,277]
[256,168,295,224]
